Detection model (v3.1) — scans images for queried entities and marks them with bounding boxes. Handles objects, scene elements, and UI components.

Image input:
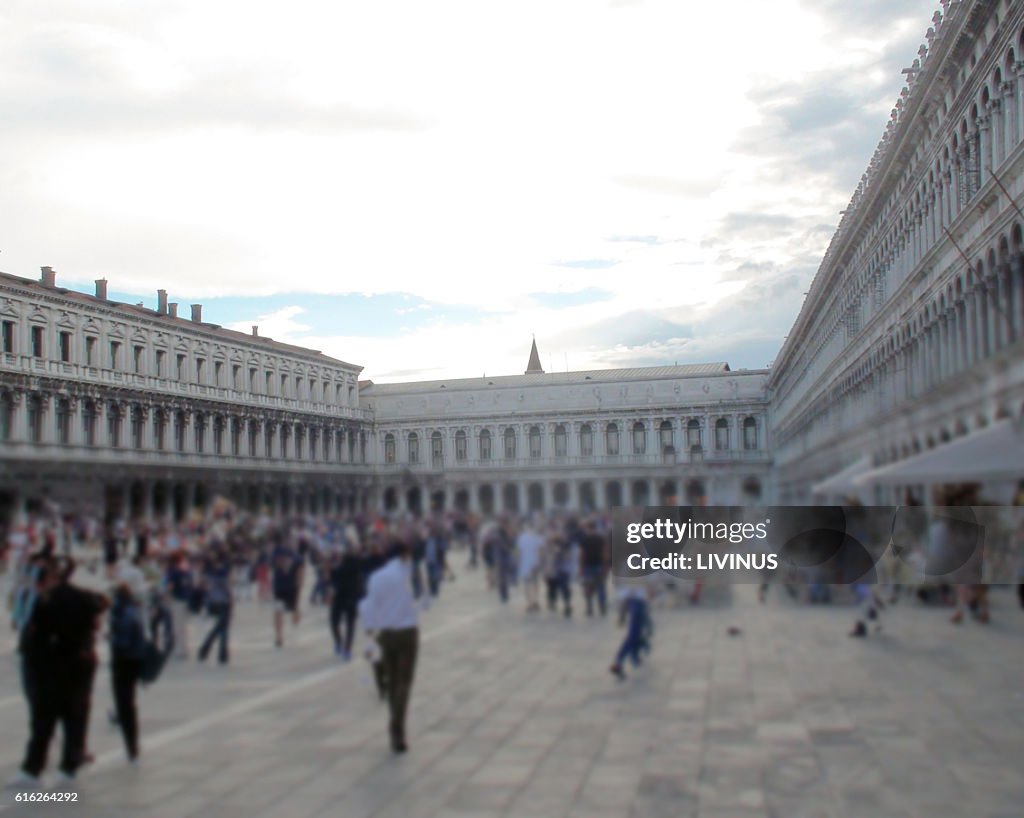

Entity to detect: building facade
[0,269,771,520]
[361,364,771,515]
[769,0,1024,503]
[0,270,373,522]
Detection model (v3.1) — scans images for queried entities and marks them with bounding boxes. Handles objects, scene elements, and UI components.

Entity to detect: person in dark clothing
[271,542,303,647]
[197,556,232,664]
[16,560,108,788]
[109,583,146,764]
[328,548,364,660]
[579,520,609,617]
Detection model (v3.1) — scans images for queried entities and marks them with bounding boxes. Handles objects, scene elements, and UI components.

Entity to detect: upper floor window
[195,358,205,384]
[59,332,72,363]
[109,341,120,369]
[455,430,467,461]
[743,417,758,450]
[83,400,97,446]
[176,354,186,381]
[56,398,70,444]
[715,418,729,450]
[687,419,702,450]
[554,424,567,457]
[632,421,646,455]
[85,336,96,366]
[131,406,144,449]
[408,432,419,464]
[479,429,492,460]
[155,349,166,377]
[529,425,542,459]
[504,427,516,460]
[133,345,143,373]
[384,433,396,464]
[2,321,14,354]
[431,431,443,465]
[659,420,673,453]
[580,423,593,457]
[606,423,619,456]
[214,360,223,386]
[107,402,122,447]
[31,326,44,358]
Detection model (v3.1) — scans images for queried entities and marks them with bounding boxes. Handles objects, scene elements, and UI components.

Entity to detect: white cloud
[0,0,939,376]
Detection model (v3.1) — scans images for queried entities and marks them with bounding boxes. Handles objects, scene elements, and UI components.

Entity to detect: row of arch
[382,477,765,514]
[0,390,368,464]
[382,417,761,465]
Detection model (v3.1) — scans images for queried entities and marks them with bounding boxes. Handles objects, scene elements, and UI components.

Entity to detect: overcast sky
[1,0,938,381]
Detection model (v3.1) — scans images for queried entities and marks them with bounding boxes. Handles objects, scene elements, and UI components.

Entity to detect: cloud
[613,175,720,198]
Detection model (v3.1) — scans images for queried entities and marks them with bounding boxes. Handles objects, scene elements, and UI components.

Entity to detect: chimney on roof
[95,279,108,300]
[40,266,56,288]
[252,325,258,337]
[157,289,168,314]
[168,302,178,318]
[191,304,202,323]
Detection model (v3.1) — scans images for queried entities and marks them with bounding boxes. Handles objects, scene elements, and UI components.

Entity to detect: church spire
[525,337,544,374]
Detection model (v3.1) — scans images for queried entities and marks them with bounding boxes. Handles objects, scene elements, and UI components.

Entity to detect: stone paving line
[1,575,1023,818]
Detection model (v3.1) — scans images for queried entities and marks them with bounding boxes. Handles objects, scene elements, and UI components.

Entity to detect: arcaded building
[362,342,771,515]
[0,270,373,521]
[770,0,1024,503]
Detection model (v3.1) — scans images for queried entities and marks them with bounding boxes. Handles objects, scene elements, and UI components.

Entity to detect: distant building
[362,347,771,514]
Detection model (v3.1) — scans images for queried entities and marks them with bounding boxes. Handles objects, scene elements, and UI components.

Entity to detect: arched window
[408,431,419,464]
[554,424,567,457]
[308,427,318,461]
[455,429,467,461]
[213,415,225,454]
[248,420,258,457]
[715,418,729,450]
[384,433,396,464]
[56,398,71,445]
[579,423,593,457]
[107,401,122,448]
[295,425,304,459]
[479,429,492,460]
[231,418,242,456]
[84,400,98,446]
[743,417,758,450]
[431,431,443,465]
[632,421,646,455]
[529,425,542,459]
[194,412,206,453]
[659,420,673,453]
[264,421,275,458]
[27,394,44,444]
[606,422,619,456]
[687,419,701,451]
[504,427,516,460]
[132,406,145,449]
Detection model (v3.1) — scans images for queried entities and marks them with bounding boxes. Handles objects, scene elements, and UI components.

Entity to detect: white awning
[854,418,1024,486]
[810,455,873,495]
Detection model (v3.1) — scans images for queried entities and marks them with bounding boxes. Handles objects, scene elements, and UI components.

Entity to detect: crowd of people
[4,488,1022,791]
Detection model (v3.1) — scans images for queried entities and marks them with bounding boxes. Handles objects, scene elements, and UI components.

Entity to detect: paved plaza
[1,569,1023,818]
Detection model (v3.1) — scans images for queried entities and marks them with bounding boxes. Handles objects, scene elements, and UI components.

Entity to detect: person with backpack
[109,583,146,766]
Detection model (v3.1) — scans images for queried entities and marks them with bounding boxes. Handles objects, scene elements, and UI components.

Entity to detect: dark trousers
[22,658,96,777]
[329,597,358,653]
[376,628,418,747]
[583,567,607,615]
[199,603,231,663]
[111,658,142,759]
[546,572,572,613]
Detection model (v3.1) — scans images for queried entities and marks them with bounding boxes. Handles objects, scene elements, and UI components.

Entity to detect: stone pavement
[1,570,1023,818]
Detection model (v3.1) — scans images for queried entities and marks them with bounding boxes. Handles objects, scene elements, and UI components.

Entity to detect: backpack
[110,602,146,660]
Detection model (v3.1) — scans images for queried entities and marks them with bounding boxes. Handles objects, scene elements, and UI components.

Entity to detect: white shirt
[516,530,544,580]
[359,557,419,631]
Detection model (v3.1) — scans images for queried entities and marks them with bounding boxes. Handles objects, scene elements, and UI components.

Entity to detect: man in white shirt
[358,543,418,753]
